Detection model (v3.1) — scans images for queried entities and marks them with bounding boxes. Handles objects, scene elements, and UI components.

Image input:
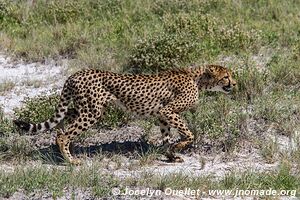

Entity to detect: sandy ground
[0,54,67,116]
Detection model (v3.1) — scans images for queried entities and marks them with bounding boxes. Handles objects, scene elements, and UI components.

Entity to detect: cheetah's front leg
[159,109,194,162]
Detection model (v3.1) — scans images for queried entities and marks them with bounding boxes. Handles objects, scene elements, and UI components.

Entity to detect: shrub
[98,105,130,128]
[0,1,22,28]
[215,23,261,50]
[26,1,85,26]
[14,94,60,123]
[128,33,196,73]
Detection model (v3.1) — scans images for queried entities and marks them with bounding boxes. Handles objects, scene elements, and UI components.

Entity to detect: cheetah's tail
[14,83,72,134]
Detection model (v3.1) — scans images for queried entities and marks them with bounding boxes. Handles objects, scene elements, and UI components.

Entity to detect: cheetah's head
[200,65,236,94]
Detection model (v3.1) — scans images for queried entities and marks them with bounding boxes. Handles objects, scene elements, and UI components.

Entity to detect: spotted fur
[14,65,236,164]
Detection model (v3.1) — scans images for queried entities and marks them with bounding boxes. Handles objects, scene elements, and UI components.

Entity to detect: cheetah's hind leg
[56,112,98,165]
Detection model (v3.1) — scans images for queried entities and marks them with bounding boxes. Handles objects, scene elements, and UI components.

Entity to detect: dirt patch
[0,54,68,116]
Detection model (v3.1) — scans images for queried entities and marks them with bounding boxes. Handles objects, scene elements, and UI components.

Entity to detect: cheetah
[14,65,236,164]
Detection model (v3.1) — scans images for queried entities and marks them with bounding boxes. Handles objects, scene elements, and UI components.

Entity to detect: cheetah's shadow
[37,140,153,165]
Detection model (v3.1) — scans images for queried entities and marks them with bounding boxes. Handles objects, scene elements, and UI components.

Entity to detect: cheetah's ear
[205,66,217,78]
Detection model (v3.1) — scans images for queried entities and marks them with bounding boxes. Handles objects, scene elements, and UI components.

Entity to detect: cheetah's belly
[114,98,164,117]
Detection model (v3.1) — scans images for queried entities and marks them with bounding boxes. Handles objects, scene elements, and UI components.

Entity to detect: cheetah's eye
[224,76,229,79]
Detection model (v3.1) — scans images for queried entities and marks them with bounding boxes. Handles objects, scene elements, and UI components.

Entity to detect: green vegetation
[2,0,295,68]
[0,165,119,198]
[220,164,300,192]
[99,105,130,128]
[0,107,14,134]
[14,94,60,123]
[0,163,298,198]
[0,134,33,162]
[129,164,299,193]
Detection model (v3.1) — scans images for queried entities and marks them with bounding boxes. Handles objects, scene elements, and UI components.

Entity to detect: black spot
[37,124,42,130]
[32,124,37,132]
[45,122,50,129]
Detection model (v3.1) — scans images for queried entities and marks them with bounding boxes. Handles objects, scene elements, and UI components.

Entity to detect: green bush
[127,11,261,74]
[128,33,196,73]
[164,13,217,36]
[28,1,84,25]
[214,23,261,50]
[165,13,261,51]
[151,0,202,16]
[0,1,22,28]
[14,94,60,123]
[98,105,130,128]
[0,0,85,28]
